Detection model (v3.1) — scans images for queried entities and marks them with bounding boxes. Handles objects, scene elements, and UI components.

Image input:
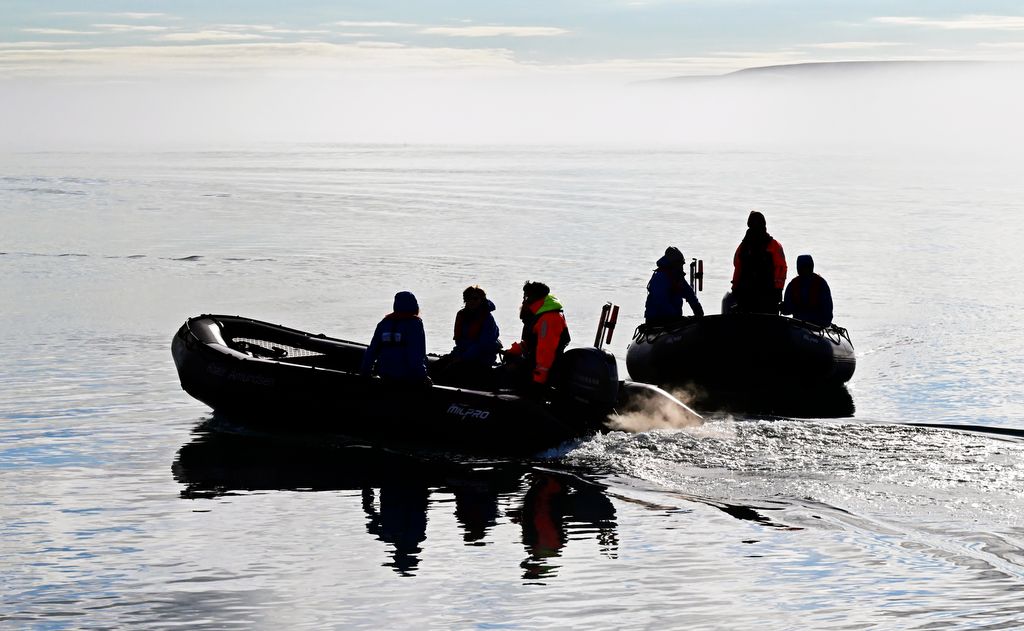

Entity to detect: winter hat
[747,210,767,229]
[522,281,550,303]
[463,285,486,301]
[663,246,685,264]
[796,254,814,274]
[393,291,419,313]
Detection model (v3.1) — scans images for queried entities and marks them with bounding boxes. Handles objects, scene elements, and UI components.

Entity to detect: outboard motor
[558,347,619,409]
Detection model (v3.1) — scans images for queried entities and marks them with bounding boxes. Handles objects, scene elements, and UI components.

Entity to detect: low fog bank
[2,62,1022,151]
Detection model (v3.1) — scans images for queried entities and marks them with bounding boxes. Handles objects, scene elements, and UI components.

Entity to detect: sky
[2,1,1023,147]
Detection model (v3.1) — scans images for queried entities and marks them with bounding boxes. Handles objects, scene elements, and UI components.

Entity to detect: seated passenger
[360,291,429,385]
[644,246,703,326]
[781,254,834,327]
[504,281,570,392]
[433,285,501,387]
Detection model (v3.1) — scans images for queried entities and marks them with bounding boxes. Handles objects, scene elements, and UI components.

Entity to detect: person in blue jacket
[644,246,704,326]
[434,285,501,387]
[360,291,429,384]
[781,254,834,327]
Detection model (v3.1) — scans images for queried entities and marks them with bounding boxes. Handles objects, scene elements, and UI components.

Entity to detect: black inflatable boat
[626,313,856,415]
[171,314,700,456]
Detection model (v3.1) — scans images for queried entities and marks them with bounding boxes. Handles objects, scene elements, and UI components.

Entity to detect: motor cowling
[557,347,619,409]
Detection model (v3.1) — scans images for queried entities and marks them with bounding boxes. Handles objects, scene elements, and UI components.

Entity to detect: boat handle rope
[635,320,853,349]
[632,323,681,344]
[821,325,853,348]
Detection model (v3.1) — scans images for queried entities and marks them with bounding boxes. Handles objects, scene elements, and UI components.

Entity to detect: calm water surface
[3,145,1024,629]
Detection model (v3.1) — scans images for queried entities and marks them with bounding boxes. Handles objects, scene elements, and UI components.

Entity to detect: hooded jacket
[782,271,833,327]
[360,307,428,382]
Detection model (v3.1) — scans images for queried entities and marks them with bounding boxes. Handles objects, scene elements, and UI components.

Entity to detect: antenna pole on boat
[594,302,619,350]
[605,304,619,346]
[594,303,610,348]
[690,258,704,292]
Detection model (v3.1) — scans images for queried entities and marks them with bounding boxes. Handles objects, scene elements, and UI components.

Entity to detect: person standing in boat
[360,291,429,385]
[730,210,787,314]
[781,254,834,327]
[433,285,501,387]
[644,246,704,326]
[505,281,570,392]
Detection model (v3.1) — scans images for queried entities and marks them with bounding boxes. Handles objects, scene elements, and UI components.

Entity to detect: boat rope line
[820,325,853,348]
[632,323,684,343]
[632,320,853,348]
[792,321,854,348]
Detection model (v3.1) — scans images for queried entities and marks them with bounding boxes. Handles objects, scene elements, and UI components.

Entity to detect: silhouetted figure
[360,291,429,384]
[433,285,501,388]
[731,211,787,314]
[645,246,704,325]
[781,254,834,327]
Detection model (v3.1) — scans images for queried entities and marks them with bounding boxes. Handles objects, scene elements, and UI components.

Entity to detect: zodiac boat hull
[172,314,700,456]
[625,313,856,415]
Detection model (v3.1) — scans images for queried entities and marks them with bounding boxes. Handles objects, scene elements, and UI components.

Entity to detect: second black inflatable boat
[626,313,856,416]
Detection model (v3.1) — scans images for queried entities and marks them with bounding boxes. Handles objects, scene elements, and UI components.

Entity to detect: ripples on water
[3,146,1024,628]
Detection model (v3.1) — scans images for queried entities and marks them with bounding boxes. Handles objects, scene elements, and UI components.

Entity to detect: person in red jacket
[731,210,787,314]
[505,281,570,389]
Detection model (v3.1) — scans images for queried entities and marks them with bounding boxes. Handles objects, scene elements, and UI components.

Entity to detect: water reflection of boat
[171,314,700,456]
[172,424,618,579]
[626,313,856,417]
